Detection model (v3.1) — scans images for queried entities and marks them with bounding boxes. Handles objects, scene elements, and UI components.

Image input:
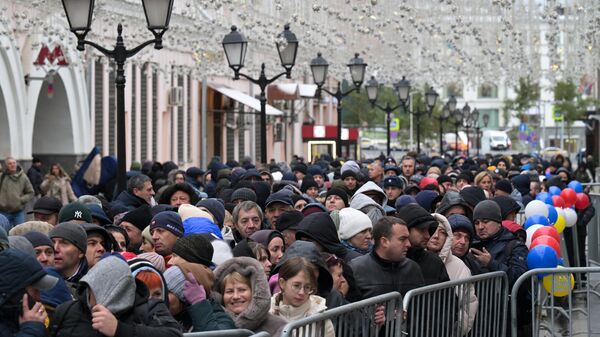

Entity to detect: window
[446,83,463,98]
[478,109,499,128]
[478,83,498,98]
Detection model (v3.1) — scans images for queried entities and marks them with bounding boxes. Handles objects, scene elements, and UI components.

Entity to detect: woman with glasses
[213,257,287,336]
[271,256,335,337]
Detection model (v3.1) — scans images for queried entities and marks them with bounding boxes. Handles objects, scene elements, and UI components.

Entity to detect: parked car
[481,130,511,152]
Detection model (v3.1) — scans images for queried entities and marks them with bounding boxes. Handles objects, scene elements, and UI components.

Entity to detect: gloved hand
[183,272,206,305]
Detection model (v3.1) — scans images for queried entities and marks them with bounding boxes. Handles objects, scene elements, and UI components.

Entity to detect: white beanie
[178,204,214,223]
[338,207,373,240]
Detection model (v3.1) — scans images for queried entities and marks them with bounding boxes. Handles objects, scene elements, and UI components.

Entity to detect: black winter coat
[50,280,181,337]
[407,247,451,286]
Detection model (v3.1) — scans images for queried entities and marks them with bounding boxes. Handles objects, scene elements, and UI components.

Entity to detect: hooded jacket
[0,167,34,213]
[349,182,387,225]
[213,257,286,336]
[431,214,477,335]
[111,190,149,212]
[471,226,528,287]
[435,192,473,220]
[51,256,181,337]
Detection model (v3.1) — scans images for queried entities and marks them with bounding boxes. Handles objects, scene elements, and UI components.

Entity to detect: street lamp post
[365,76,402,156]
[61,0,174,195]
[395,77,438,154]
[310,53,367,159]
[453,110,463,156]
[424,86,439,154]
[462,103,472,157]
[222,25,299,165]
[442,96,457,156]
[469,108,480,156]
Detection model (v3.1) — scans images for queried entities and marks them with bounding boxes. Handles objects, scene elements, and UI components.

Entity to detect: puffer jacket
[432,214,477,336]
[349,181,387,225]
[213,257,287,337]
[0,168,34,213]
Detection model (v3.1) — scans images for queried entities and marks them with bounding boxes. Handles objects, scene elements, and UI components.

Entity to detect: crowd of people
[0,151,596,337]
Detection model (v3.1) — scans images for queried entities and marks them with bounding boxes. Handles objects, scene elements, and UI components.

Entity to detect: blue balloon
[568,181,583,193]
[558,258,565,266]
[527,245,558,271]
[547,205,558,224]
[548,186,562,196]
[524,214,550,229]
[536,192,553,205]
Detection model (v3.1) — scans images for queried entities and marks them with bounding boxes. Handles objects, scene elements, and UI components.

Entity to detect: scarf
[340,240,373,255]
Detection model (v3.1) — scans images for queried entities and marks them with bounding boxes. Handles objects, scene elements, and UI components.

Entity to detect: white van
[481,130,511,152]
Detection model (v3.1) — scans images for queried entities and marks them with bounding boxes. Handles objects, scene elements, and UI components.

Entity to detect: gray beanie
[472,200,502,224]
[49,222,88,253]
[230,188,257,203]
[163,266,187,304]
[8,236,36,258]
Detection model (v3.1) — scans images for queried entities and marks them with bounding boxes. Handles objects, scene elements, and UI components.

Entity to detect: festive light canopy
[2,0,600,89]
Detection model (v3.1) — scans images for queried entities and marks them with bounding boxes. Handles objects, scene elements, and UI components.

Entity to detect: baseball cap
[28,196,62,215]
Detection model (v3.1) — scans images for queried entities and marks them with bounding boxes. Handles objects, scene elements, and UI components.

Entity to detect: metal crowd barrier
[183,329,257,337]
[588,193,600,266]
[510,267,600,337]
[403,271,508,337]
[280,291,403,337]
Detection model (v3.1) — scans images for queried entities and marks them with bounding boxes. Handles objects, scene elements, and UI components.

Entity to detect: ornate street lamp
[462,103,472,156]
[366,76,403,156]
[310,53,367,158]
[61,0,174,194]
[222,24,298,164]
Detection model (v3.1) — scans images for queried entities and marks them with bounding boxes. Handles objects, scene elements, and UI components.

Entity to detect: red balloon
[575,193,590,210]
[552,195,566,208]
[560,188,577,208]
[531,226,560,243]
[530,235,561,256]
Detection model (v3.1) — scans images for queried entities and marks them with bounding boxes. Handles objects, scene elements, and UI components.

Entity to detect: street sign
[390,118,400,131]
[552,107,563,121]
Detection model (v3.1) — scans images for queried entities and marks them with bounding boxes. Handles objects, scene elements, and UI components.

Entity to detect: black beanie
[276,210,304,232]
[495,179,513,194]
[396,204,438,235]
[325,188,349,207]
[473,200,502,223]
[121,205,154,231]
[300,178,319,193]
[171,234,214,267]
[459,187,486,209]
[492,196,521,220]
[196,199,226,228]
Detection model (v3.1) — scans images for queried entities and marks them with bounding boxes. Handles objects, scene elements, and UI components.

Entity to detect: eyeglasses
[288,282,314,294]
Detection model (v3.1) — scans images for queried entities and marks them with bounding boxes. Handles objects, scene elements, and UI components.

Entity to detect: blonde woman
[40,163,76,205]
[473,171,493,195]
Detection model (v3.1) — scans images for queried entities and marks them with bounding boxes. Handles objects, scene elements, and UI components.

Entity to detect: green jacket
[0,168,34,213]
[177,298,236,332]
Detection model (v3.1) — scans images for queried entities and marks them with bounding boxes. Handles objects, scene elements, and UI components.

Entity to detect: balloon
[563,208,578,228]
[530,235,561,256]
[554,215,566,233]
[575,193,590,210]
[525,200,549,218]
[548,186,562,196]
[560,188,577,208]
[555,207,565,221]
[551,196,566,208]
[568,180,583,193]
[547,205,558,224]
[526,225,545,248]
[524,215,550,229]
[542,268,574,297]
[536,192,553,205]
[527,245,558,270]
[532,226,560,243]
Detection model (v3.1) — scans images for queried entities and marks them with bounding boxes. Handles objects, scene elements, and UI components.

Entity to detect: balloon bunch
[522,181,588,297]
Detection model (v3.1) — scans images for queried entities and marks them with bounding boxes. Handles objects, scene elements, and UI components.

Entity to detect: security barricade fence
[183,329,257,337]
[280,291,403,337]
[403,271,509,337]
[510,267,600,337]
[588,193,600,266]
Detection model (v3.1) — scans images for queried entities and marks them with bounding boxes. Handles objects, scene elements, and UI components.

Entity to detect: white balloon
[526,225,545,248]
[525,200,549,218]
[555,207,566,222]
[563,208,578,228]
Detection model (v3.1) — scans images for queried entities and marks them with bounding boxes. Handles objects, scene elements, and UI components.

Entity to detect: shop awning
[210,85,284,116]
[267,83,318,101]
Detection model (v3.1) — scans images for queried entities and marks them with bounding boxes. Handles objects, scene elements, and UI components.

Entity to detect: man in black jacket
[397,204,450,285]
[349,216,424,298]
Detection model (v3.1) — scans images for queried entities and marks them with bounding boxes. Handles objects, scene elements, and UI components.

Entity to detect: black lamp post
[310,53,367,159]
[61,0,174,195]
[462,103,472,157]
[222,25,299,165]
[424,87,440,153]
[469,108,479,157]
[365,76,403,156]
[477,113,490,156]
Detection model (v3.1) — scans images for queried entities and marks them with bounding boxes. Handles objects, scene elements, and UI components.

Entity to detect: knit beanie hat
[49,222,88,253]
[230,188,257,203]
[150,211,184,238]
[459,186,486,209]
[137,252,166,272]
[473,200,502,223]
[23,231,53,249]
[492,196,522,220]
[340,160,360,175]
[196,199,225,228]
[325,188,349,207]
[164,266,187,304]
[447,214,474,238]
[495,179,513,194]
[58,202,93,223]
[396,204,438,235]
[395,195,417,212]
[121,205,153,231]
[338,208,373,240]
[340,169,358,180]
[142,226,152,243]
[178,204,214,223]
[172,234,214,267]
[8,236,36,258]
[300,178,319,193]
[275,211,304,232]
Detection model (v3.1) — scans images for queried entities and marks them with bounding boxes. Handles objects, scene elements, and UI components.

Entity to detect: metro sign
[34,44,69,67]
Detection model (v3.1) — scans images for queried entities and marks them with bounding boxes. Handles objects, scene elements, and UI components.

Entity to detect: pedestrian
[0,157,35,227]
[40,164,77,206]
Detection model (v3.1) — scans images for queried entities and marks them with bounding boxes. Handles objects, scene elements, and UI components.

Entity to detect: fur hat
[8,221,53,236]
